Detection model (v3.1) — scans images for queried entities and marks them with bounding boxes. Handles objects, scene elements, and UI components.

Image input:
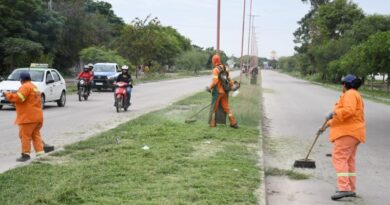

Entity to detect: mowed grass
[0,78,262,205]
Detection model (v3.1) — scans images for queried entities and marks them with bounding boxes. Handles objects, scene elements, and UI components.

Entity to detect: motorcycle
[114,82,130,112]
[78,78,90,101]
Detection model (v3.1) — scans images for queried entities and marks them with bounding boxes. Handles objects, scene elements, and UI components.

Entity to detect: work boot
[44,144,55,153]
[230,123,239,129]
[16,153,31,162]
[331,191,356,200]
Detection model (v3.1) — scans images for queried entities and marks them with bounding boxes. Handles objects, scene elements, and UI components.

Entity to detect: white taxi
[0,64,67,109]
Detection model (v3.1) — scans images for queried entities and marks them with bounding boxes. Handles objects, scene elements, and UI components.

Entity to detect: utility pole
[247,15,258,69]
[239,0,247,82]
[216,0,221,54]
[246,0,253,71]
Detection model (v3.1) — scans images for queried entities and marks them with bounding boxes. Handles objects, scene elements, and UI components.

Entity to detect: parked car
[0,64,67,109]
[92,63,120,91]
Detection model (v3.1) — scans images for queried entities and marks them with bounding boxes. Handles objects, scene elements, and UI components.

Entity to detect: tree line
[278,0,390,89]
[0,0,228,76]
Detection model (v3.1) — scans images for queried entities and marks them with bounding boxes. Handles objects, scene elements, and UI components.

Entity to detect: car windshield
[7,69,45,82]
[93,65,116,72]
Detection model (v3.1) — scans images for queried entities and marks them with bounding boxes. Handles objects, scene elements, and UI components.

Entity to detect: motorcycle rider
[77,65,93,93]
[115,65,133,106]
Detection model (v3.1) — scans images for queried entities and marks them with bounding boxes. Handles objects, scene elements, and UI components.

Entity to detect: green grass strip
[0,77,262,205]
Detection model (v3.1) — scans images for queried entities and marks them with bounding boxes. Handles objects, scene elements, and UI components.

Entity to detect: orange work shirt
[5,81,43,125]
[209,65,234,94]
[327,89,366,143]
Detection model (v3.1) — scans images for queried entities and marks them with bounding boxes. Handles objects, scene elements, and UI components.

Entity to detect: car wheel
[0,105,3,110]
[57,91,66,107]
[41,94,46,109]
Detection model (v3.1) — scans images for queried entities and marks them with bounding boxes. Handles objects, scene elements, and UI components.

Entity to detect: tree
[311,0,364,43]
[114,16,191,69]
[294,0,330,53]
[0,38,44,68]
[175,50,208,73]
[53,0,124,70]
[79,46,131,69]
[343,15,390,44]
[0,0,63,74]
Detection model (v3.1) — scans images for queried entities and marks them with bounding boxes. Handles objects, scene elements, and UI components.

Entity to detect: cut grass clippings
[265,167,310,180]
[0,77,262,205]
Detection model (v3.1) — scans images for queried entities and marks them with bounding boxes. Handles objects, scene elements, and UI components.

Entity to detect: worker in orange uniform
[206,54,239,128]
[3,72,45,162]
[320,74,365,200]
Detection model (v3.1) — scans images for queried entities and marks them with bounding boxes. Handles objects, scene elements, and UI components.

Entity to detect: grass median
[0,77,262,205]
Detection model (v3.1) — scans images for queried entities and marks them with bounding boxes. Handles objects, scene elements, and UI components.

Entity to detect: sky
[105,0,390,59]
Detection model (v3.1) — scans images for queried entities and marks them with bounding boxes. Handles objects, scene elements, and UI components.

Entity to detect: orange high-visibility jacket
[327,89,366,143]
[5,81,43,125]
[209,54,233,94]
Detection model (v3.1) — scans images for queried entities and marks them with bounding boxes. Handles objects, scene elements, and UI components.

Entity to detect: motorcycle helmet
[83,65,89,72]
[88,63,94,71]
[121,65,129,73]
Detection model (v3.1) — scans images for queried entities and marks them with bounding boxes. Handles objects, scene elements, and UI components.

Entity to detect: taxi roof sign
[30,63,49,68]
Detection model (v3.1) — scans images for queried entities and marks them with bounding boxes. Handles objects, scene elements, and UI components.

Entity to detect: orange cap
[212,55,221,66]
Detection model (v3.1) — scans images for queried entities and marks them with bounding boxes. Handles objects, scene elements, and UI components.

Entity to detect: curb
[257,72,267,205]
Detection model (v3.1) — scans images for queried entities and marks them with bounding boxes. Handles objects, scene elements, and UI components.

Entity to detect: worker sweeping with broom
[319,74,366,200]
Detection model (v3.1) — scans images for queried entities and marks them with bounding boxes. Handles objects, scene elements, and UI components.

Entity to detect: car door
[51,70,63,100]
[44,71,55,101]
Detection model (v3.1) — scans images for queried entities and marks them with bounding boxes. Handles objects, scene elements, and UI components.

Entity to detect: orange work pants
[19,123,44,155]
[210,93,236,127]
[332,136,360,192]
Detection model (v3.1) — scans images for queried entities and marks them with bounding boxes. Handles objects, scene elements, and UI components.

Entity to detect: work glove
[231,81,240,91]
[325,112,334,121]
[205,86,211,93]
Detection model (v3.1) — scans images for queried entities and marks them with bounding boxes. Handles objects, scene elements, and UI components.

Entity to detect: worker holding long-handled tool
[206,55,240,128]
[319,74,366,201]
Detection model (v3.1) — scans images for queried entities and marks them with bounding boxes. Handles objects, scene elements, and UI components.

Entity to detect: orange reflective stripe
[213,75,218,79]
[16,92,26,102]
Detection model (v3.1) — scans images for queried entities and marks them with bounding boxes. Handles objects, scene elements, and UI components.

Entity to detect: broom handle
[304,120,328,160]
[189,103,211,119]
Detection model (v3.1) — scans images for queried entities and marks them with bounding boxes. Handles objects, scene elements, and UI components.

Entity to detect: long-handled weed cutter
[184,103,211,124]
[293,119,328,169]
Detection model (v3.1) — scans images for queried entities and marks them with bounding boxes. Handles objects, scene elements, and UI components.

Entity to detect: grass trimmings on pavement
[0,77,262,205]
[265,167,310,180]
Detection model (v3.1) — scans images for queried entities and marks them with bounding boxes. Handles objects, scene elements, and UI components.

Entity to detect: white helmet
[121,65,129,70]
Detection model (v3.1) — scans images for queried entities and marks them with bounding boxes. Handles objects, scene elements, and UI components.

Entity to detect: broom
[293,119,328,169]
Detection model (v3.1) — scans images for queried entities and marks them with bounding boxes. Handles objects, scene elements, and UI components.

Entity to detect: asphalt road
[262,70,390,205]
[0,72,238,173]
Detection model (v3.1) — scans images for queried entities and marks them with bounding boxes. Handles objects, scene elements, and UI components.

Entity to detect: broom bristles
[293,159,316,169]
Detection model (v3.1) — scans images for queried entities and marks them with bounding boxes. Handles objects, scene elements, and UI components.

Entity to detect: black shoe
[331,191,356,200]
[44,144,55,153]
[230,123,239,129]
[16,153,31,162]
